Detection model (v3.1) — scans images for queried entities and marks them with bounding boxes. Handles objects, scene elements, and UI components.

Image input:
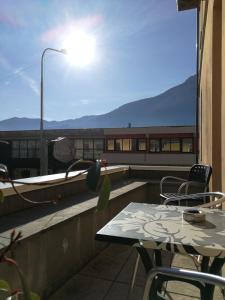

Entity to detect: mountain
[0,75,196,131]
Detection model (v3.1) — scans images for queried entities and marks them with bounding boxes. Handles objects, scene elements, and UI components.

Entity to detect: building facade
[178,0,225,192]
[0,126,196,178]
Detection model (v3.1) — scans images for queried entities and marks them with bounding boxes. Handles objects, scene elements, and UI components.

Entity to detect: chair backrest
[188,164,212,185]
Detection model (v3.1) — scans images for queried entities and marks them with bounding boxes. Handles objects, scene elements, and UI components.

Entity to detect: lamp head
[60,49,67,55]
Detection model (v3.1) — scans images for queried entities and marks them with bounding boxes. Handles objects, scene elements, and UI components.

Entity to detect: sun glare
[62,30,97,68]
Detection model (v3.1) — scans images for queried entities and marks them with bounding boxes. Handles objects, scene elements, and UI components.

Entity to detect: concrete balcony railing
[0,165,190,299]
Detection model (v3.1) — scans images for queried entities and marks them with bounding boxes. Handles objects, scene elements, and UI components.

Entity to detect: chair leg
[127,253,140,299]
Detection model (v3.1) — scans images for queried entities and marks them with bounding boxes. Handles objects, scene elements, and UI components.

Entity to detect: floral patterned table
[96,203,225,299]
[96,203,225,258]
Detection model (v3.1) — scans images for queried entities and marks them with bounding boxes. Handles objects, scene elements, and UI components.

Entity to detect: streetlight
[40,48,66,176]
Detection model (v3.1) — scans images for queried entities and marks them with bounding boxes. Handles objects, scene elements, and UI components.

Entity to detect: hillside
[0,75,196,130]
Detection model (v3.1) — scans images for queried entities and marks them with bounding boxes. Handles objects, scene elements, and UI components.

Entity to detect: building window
[83,149,93,160]
[28,140,40,158]
[161,139,171,152]
[122,139,131,151]
[20,141,27,158]
[94,139,104,159]
[107,139,114,151]
[94,139,104,150]
[83,139,93,150]
[12,141,20,158]
[137,139,146,151]
[74,139,83,159]
[162,138,181,152]
[75,149,83,159]
[74,139,83,149]
[12,140,39,158]
[107,138,138,152]
[182,138,193,153]
[115,139,123,151]
[83,139,93,160]
[149,139,160,152]
[170,139,180,152]
[131,139,137,151]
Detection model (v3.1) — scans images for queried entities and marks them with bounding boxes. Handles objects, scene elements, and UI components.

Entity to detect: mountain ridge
[0,75,196,131]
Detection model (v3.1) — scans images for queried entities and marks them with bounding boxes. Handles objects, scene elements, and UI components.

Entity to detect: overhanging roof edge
[177,0,200,11]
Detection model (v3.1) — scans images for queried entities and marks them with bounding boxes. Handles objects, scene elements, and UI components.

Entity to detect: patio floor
[49,244,224,300]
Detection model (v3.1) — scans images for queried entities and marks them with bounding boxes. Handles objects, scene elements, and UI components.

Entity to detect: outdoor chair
[163,191,225,208]
[160,164,212,204]
[142,266,225,300]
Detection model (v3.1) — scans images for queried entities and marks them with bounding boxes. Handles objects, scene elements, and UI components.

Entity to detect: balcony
[0,165,224,299]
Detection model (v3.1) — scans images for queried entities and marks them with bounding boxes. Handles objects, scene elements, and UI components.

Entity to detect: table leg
[154,250,162,267]
[127,247,153,300]
[201,256,210,272]
[136,246,154,272]
[200,257,225,300]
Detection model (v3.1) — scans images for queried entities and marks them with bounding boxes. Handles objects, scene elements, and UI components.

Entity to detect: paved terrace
[0,166,224,299]
[49,244,224,300]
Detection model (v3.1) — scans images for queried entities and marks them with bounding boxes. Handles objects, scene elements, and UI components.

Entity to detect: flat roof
[177,0,199,11]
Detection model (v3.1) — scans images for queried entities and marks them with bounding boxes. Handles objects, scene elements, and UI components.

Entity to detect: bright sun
[62,30,97,68]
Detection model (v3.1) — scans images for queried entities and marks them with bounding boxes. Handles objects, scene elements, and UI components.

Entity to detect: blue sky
[0,0,196,121]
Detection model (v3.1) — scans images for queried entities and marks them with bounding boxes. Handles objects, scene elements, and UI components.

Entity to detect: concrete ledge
[0,179,148,299]
[0,166,129,216]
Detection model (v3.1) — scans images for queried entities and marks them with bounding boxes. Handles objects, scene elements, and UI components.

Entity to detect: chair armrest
[143,266,225,300]
[164,192,225,206]
[177,181,206,194]
[160,176,187,194]
[200,192,225,208]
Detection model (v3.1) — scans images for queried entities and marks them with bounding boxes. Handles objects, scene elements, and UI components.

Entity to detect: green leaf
[0,190,4,203]
[0,279,10,291]
[96,175,111,211]
[30,292,41,300]
[86,162,101,191]
[16,267,33,300]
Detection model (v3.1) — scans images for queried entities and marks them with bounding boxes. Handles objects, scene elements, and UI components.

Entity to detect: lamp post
[40,48,66,176]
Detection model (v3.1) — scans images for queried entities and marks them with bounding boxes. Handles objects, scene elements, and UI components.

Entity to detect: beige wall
[199,0,223,191]
[104,126,196,135]
[222,1,225,192]
[103,152,195,166]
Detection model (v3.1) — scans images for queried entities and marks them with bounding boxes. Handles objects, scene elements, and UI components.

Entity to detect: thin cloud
[0,13,21,27]
[0,53,39,95]
[15,69,39,95]
[0,1,26,28]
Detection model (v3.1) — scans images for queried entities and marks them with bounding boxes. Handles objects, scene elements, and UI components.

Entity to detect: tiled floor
[49,244,224,300]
